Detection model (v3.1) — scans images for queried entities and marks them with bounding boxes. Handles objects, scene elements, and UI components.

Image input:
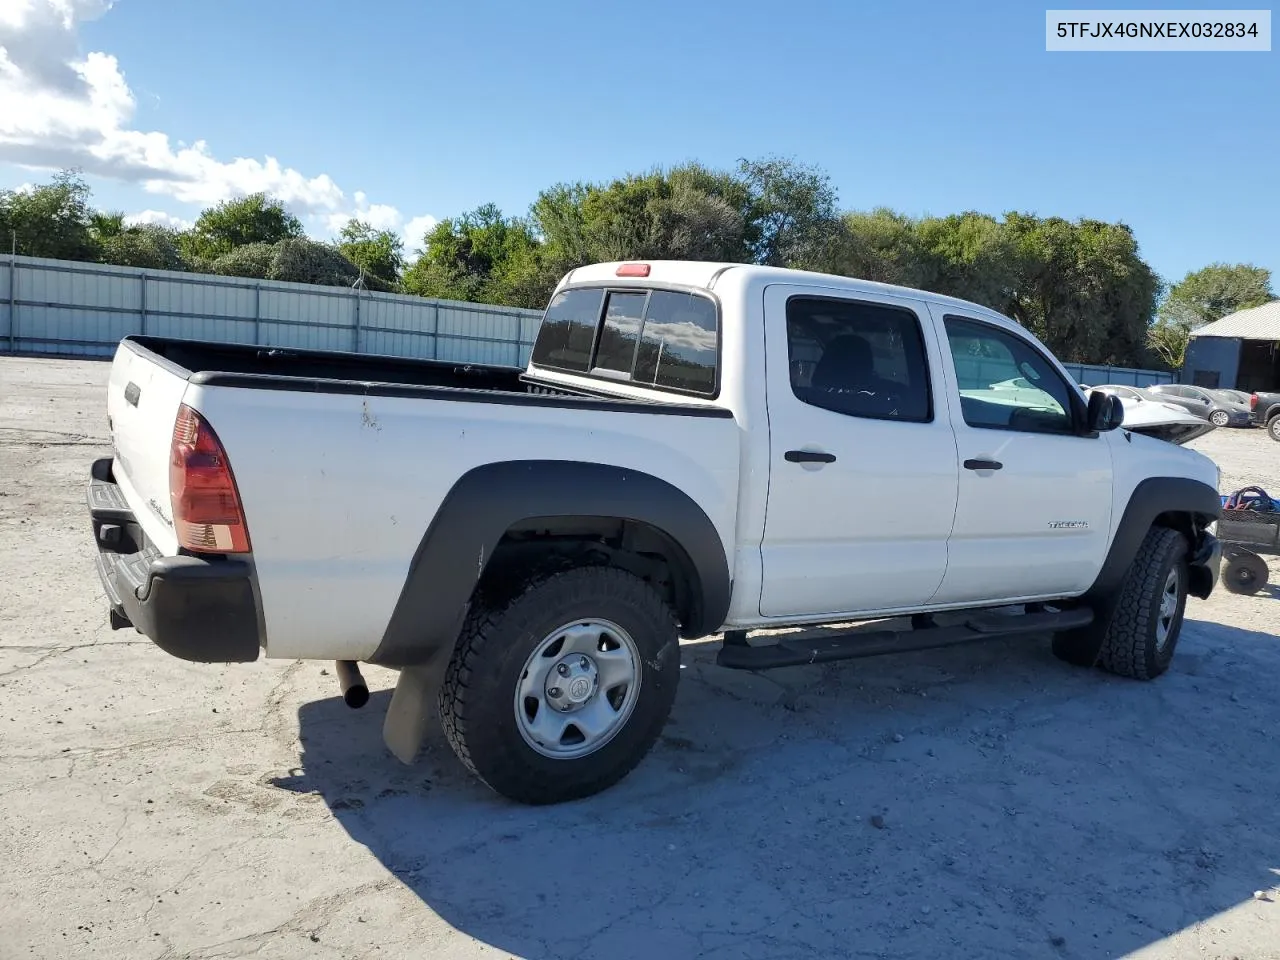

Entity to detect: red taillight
[1251,393,1259,410]
[616,262,651,277]
[170,404,250,554]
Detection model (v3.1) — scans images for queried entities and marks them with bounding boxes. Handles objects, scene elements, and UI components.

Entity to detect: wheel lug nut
[557,663,569,676]
[548,687,562,698]
[579,656,590,669]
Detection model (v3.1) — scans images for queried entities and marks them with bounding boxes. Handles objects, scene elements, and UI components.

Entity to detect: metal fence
[0,254,1175,387]
[0,254,544,368]
[1062,363,1172,387]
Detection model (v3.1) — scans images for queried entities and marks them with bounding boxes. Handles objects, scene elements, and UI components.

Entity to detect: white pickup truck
[89,260,1223,804]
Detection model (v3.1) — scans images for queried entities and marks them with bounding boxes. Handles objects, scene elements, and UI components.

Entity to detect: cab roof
[560,260,1020,330]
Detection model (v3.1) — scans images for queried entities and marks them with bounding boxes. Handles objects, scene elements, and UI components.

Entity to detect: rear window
[530,287,603,373]
[530,285,719,396]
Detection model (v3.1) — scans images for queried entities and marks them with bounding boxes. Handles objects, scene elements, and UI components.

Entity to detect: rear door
[105,341,189,554]
[928,310,1113,604]
[758,284,959,618]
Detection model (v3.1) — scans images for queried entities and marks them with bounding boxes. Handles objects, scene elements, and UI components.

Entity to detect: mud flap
[1050,597,1115,667]
[382,665,441,765]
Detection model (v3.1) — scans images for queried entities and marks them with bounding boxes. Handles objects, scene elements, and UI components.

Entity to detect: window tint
[593,291,647,375]
[632,290,718,395]
[785,296,932,422]
[530,287,604,373]
[944,316,1075,434]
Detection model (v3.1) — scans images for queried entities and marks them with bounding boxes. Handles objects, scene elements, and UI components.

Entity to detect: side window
[785,296,932,422]
[530,287,604,373]
[944,316,1076,435]
[632,290,718,395]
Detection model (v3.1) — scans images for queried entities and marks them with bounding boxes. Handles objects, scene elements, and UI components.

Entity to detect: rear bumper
[88,458,261,663]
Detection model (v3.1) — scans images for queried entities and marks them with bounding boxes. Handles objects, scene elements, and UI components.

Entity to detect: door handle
[785,450,837,464]
[963,458,1003,471]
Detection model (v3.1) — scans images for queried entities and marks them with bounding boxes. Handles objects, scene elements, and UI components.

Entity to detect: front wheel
[1210,410,1230,427]
[1268,415,1280,442]
[438,566,681,805]
[1096,526,1189,680]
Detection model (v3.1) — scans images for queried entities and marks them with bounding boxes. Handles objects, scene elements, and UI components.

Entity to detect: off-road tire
[438,565,681,805]
[1095,526,1189,680]
[1268,414,1280,442]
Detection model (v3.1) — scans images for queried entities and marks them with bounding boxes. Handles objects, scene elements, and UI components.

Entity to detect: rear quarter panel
[184,385,741,661]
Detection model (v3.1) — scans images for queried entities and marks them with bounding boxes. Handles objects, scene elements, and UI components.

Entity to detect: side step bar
[716,607,1094,670]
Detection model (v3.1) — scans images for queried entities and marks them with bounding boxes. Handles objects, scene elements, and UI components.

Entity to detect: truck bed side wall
[184,384,741,661]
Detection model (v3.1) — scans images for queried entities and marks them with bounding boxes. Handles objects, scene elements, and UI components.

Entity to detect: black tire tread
[1096,525,1186,680]
[1268,414,1280,442]
[438,564,679,805]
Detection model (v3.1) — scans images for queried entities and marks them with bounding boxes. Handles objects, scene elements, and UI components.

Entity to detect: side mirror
[1086,391,1125,432]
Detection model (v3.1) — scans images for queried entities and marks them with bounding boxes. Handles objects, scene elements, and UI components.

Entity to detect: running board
[716,607,1094,671]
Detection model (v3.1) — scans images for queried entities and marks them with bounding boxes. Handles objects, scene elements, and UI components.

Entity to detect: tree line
[2,163,1272,369]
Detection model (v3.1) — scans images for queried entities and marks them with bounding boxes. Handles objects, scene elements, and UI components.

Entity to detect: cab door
[758,284,959,618]
[927,308,1114,604]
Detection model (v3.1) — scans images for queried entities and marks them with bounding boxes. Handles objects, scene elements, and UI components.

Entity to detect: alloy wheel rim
[514,619,641,760]
[1155,566,1181,652]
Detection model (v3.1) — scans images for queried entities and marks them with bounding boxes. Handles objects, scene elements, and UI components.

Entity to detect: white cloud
[124,208,191,230]
[402,214,438,250]
[0,0,432,242]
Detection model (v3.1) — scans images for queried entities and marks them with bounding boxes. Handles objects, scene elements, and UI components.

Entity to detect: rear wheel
[438,565,681,805]
[1095,526,1189,681]
[1268,415,1280,442]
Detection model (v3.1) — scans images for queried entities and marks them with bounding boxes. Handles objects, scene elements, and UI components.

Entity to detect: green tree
[735,156,840,269]
[1159,263,1273,329]
[209,242,276,280]
[402,204,544,307]
[99,225,189,271]
[832,208,931,287]
[0,170,98,261]
[89,210,126,244]
[1147,299,1199,369]
[337,219,405,288]
[267,237,361,286]
[1002,214,1159,366]
[183,193,304,262]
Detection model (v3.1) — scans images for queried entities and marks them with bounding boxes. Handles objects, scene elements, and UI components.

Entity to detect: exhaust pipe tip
[334,660,369,709]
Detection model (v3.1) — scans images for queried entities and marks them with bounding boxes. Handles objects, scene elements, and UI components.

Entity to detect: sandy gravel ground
[2,355,1279,960]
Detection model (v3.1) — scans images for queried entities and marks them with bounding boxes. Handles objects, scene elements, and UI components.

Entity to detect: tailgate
[105,341,190,556]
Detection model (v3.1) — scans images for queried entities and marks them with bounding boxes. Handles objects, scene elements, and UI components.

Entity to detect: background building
[1183,301,1280,391]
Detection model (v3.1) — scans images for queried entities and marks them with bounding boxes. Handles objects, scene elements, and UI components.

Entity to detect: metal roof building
[1184,300,1280,392]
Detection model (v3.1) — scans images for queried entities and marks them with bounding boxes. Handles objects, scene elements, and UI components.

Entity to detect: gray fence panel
[1066,363,1173,387]
[0,255,1173,388]
[0,258,10,349]
[0,255,544,367]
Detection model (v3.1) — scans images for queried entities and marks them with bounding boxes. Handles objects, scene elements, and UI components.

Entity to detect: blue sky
[2,0,1276,286]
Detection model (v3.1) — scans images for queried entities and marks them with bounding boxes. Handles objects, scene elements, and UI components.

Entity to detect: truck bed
[127,335,534,395]
[104,335,740,663]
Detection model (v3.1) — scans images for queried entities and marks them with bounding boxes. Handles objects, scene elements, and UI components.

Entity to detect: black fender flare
[368,460,732,667]
[1053,476,1221,666]
[1087,476,1221,598]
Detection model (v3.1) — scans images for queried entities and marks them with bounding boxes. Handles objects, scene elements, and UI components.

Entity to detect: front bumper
[88,458,261,663]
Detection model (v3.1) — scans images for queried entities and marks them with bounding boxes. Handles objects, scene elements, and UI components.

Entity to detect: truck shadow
[280,619,1280,960]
